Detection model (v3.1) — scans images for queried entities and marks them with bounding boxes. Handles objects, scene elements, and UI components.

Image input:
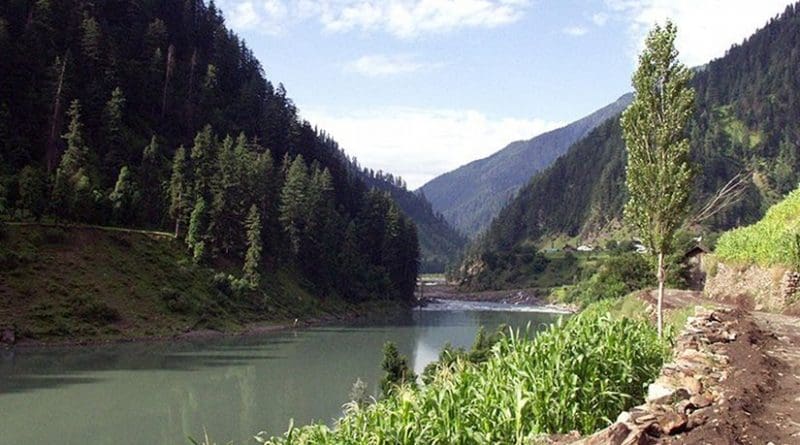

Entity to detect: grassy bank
[716,185,800,267]
[0,224,402,344]
[258,302,669,444]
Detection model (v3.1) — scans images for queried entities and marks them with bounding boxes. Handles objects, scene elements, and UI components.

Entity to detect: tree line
[0,0,419,302]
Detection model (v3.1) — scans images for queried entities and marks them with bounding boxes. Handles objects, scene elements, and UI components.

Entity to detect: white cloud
[344,54,442,77]
[217,0,532,38]
[562,25,588,36]
[606,0,791,66]
[591,12,609,26]
[301,107,563,188]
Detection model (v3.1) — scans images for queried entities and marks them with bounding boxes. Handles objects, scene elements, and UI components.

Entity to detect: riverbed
[0,301,564,445]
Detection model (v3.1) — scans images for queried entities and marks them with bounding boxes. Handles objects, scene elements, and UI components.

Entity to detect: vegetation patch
[259,305,668,444]
[716,186,800,268]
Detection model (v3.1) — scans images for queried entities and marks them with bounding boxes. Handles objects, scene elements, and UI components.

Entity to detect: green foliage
[243,204,263,286]
[109,166,138,225]
[53,100,95,220]
[621,21,695,255]
[17,165,48,219]
[421,325,506,385]
[187,197,208,264]
[716,186,800,268]
[380,342,417,397]
[564,253,652,307]
[261,308,668,444]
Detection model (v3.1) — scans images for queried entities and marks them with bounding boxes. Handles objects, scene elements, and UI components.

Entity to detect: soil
[660,309,800,444]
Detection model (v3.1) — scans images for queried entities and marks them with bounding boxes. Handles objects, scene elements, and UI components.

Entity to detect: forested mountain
[359,169,467,273]
[0,0,419,302]
[419,94,632,237]
[459,3,800,289]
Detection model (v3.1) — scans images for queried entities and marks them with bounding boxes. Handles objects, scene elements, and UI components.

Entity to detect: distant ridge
[419,93,633,237]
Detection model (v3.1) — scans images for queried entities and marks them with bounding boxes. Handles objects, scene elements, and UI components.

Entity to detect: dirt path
[658,309,800,444]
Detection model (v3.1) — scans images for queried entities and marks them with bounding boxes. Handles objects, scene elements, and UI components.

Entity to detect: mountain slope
[419,93,632,237]
[0,0,419,307]
[359,170,467,272]
[460,2,800,289]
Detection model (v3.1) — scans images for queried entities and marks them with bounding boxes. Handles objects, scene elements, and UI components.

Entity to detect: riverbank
[0,224,412,348]
[418,276,578,313]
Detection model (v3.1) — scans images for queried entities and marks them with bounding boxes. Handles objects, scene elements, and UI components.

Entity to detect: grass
[715,185,800,268]
[259,303,668,444]
[0,224,393,343]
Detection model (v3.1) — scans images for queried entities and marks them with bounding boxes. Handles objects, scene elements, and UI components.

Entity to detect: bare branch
[689,171,750,225]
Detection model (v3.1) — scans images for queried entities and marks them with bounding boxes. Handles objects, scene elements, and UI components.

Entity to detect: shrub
[565,253,652,307]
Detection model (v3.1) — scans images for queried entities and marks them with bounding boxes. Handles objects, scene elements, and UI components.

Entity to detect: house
[684,243,711,290]
[577,245,594,252]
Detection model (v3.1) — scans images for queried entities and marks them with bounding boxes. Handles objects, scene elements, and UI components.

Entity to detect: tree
[380,341,416,397]
[243,204,262,286]
[109,166,138,225]
[17,165,48,219]
[279,155,308,255]
[187,197,208,263]
[80,14,101,62]
[140,136,165,227]
[102,87,127,176]
[169,146,190,237]
[620,21,695,336]
[53,100,94,220]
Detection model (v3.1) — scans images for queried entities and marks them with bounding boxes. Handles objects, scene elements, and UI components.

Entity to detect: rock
[583,422,631,445]
[1,328,14,345]
[689,393,713,409]
[656,409,688,435]
[675,399,695,414]
[616,411,631,423]
[680,376,703,395]
[647,383,675,403]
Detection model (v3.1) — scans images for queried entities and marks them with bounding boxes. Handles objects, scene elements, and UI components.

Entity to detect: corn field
[716,186,800,268]
[259,305,668,445]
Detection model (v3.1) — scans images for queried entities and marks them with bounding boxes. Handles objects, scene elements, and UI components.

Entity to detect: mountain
[459,2,800,290]
[0,0,419,303]
[419,93,633,237]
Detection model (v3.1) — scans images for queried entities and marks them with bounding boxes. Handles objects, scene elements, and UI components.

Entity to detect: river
[0,301,565,445]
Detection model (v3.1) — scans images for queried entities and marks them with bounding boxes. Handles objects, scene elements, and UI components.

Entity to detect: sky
[214,0,793,189]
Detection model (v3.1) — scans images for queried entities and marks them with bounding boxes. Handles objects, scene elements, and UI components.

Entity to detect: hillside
[419,93,632,237]
[459,3,800,289]
[0,224,398,343]
[0,0,419,320]
[360,170,466,272]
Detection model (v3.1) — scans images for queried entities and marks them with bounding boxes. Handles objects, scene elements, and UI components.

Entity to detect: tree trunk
[657,251,665,337]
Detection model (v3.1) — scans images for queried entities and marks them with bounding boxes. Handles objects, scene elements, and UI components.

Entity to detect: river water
[0,301,564,445]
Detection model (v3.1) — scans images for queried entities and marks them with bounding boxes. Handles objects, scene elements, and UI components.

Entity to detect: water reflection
[0,303,562,445]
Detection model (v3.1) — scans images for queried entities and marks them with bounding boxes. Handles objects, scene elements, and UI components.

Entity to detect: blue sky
[215,0,792,188]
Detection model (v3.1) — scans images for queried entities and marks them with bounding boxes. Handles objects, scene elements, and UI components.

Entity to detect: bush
[160,286,195,314]
[260,307,667,444]
[565,253,652,307]
[71,297,122,325]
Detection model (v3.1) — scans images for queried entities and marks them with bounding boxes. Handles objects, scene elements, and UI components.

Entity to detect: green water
[0,302,562,445]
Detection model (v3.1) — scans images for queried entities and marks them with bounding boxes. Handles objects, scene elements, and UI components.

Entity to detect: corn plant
[260,305,668,445]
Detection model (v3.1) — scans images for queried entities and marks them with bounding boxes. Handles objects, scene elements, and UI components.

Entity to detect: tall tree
[109,166,138,225]
[53,100,93,220]
[243,204,262,287]
[279,155,309,255]
[102,87,127,176]
[186,196,208,263]
[621,21,695,336]
[169,146,190,237]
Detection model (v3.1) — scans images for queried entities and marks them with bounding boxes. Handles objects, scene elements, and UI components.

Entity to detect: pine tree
[621,21,695,337]
[380,341,416,397]
[53,100,93,220]
[109,166,137,225]
[187,196,207,263]
[80,14,101,62]
[279,155,309,255]
[169,146,190,237]
[140,136,165,227]
[243,204,262,287]
[102,87,127,177]
[17,165,48,219]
